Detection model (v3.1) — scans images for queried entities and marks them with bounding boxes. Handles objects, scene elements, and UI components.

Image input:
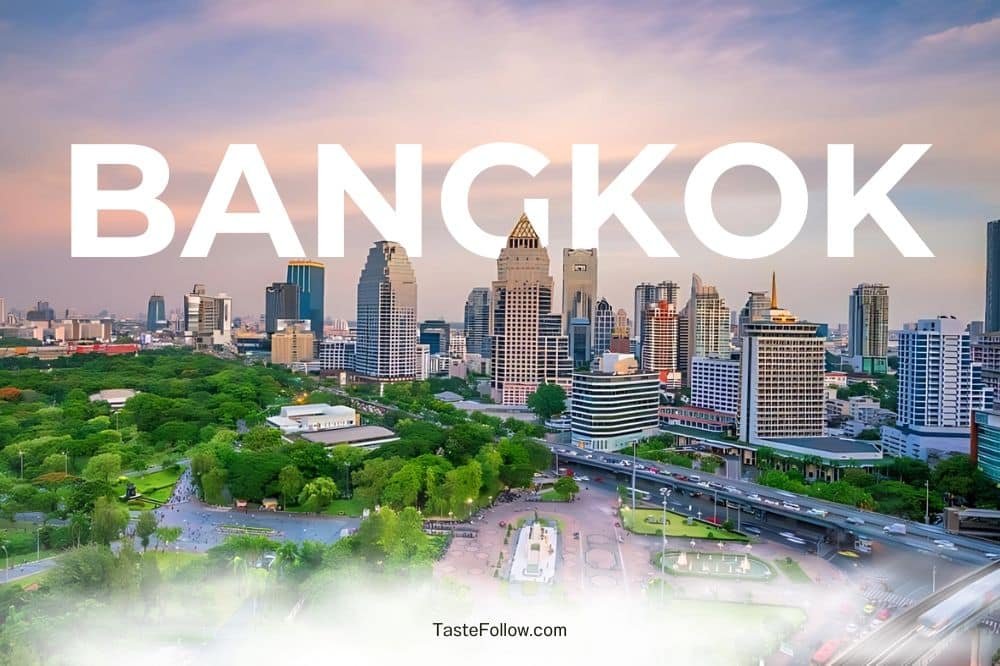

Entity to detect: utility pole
[661,497,667,604]
[631,442,637,512]
[924,480,930,525]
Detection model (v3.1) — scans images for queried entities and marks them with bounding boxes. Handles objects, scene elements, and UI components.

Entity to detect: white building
[881,316,987,459]
[570,353,660,451]
[684,274,731,380]
[738,274,825,444]
[266,404,359,434]
[417,343,430,380]
[690,356,740,415]
[318,336,356,372]
[355,241,418,380]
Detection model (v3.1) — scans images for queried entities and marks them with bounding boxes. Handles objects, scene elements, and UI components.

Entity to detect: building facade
[270,325,316,365]
[463,287,491,357]
[593,298,614,357]
[318,336,356,372]
[570,353,659,451]
[418,319,450,355]
[489,214,572,405]
[146,294,167,332]
[987,220,1000,332]
[690,356,740,415]
[640,300,681,388]
[355,242,418,380]
[738,291,771,339]
[633,281,678,354]
[738,277,825,443]
[265,282,300,335]
[848,283,889,374]
[684,273,731,380]
[183,284,232,347]
[562,248,598,346]
[287,260,325,339]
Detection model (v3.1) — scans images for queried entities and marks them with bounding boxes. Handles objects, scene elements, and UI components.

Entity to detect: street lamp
[924,480,930,525]
[18,450,24,479]
[661,498,668,603]
[1,545,7,583]
[62,451,68,475]
[631,441,638,512]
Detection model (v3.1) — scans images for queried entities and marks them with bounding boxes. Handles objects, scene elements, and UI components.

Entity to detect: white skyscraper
[684,273,731,380]
[882,316,988,459]
[355,241,418,380]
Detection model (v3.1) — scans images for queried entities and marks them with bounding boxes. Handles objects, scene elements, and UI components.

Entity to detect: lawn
[620,507,748,541]
[774,557,812,583]
[115,466,183,505]
[539,489,570,502]
[285,497,369,517]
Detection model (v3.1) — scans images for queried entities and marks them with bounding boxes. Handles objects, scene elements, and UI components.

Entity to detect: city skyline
[1,3,998,327]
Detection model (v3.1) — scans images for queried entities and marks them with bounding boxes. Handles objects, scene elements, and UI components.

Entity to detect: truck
[884,522,907,535]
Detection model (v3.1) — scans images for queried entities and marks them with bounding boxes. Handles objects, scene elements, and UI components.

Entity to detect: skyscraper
[0,297,6,326]
[987,220,1000,332]
[848,283,889,374]
[490,213,572,405]
[610,308,631,353]
[264,282,300,335]
[146,294,167,332]
[562,248,597,342]
[593,298,614,356]
[640,300,681,388]
[463,287,491,357]
[738,290,771,339]
[286,260,325,338]
[738,275,825,443]
[883,316,988,459]
[183,284,232,347]
[419,319,450,355]
[633,281,678,352]
[355,241,418,380]
[684,273,731,380]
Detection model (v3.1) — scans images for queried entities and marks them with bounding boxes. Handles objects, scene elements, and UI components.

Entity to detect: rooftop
[768,436,882,455]
[300,425,398,447]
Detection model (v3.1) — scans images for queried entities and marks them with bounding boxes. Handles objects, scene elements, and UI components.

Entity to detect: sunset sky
[1,1,998,327]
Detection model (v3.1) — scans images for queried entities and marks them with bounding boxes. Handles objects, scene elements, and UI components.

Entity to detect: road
[546,442,999,566]
[2,555,59,584]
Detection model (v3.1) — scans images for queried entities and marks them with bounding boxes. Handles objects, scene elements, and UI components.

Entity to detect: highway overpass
[541,442,1000,565]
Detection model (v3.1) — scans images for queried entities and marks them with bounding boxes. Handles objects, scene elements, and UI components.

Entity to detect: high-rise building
[146,294,167,332]
[562,248,597,336]
[987,220,1000,332]
[848,283,889,374]
[26,301,54,322]
[463,287,491,358]
[640,300,681,388]
[418,319,450,355]
[684,273,731,380]
[270,324,315,365]
[449,331,467,359]
[0,297,6,327]
[882,316,988,459]
[569,317,591,366]
[183,284,232,347]
[738,275,825,443]
[690,356,740,415]
[264,282,300,335]
[287,260,325,339]
[319,336,357,372]
[738,291,771,339]
[570,353,659,452]
[633,281,678,353]
[974,333,1000,404]
[355,242,418,380]
[490,214,572,405]
[593,298,614,356]
[610,308,631,353]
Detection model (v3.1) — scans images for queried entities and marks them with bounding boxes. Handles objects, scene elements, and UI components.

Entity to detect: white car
[935,540,957,550]
[985,553,1000,559]
[747,493,761,502]
[576,475,590,482]
[568,451,578,456]
[779,531,797,539]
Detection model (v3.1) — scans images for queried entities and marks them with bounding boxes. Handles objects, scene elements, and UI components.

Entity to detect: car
[743,526,761,535]
[762,498,780,506]
[846,516,865,525]
[786,536,807,545]
[779,531,797,539]
[782,501,801,512]
[647,467,659,474]
[807,508,830,517]
[577,475,590,482]
[747,493,761,502]
[933,539,955,547]
[725,486,741,495]
[876,608,892,621]
[674,474,688,481]
[688,475,702,483]
[936,542,958,551]
[708,482,724,490]
[584,454,593,459]
[568,451,579,456]
[846,623,859,634]
[863,604,875,615]
[985,553,1000,559]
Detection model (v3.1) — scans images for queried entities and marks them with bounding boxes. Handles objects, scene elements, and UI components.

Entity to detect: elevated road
[829,561,1000,665]
[541,442,1000,565]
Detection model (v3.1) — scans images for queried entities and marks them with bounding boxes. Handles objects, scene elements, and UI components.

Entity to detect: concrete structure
[270,324,315,365]
[684,273,731,380]
[489,214,572,405]
[183,284,232,347]
[418,319,450,355]
[449,331,466,359]
[974,332,1000,404]
[286,260,325,340]
[264,282,299,335]
[300,425,399,448]
[633,281,678,355]
[509,521,558,584]
[986,220,1000,332]
[266,404,359,434]
[640,300,681,388]
[738,274,825,444]
[848,283,889,374]
[570,353,659,451]
[355,242,418,381]
[882,316,987,459]
[146,294,167,332]
[562,248,597,345]
[690,356,740,415]
[416,343,430,380]
[88,388,137,410]
[318,336,356,372]
[463,287,491,357]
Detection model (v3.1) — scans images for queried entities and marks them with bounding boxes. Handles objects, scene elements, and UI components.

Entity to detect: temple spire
[770,271,778,309]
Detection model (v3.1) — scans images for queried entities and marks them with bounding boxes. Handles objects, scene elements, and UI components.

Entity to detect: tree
[381,464,422,509]
[82,452,122,485]
[201,467,228,506]
[154,526,182,552]
[526,383,566,420]
[52,543,117,592]
[277,465,306,508]
[298,477,339,512]
[135,510,158,551]
[90,496,128,545]
[240,426,282,451]
[554,476,580,500]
